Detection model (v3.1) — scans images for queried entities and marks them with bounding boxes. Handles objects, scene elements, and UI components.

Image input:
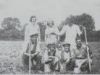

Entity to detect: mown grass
[89,42,100,74]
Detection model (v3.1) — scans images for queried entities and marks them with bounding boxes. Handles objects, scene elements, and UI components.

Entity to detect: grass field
[89,42,100,74]
[0,41,100,74]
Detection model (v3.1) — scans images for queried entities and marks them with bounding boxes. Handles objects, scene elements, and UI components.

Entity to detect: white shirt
[59,24,82,45]
[63,51,70,61]
[55,49,62,59]
[45,26,59,44]
[22,22,40,54]
[25,22,40,42]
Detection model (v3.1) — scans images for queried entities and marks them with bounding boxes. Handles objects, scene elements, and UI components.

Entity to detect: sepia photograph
[0,0,100,74]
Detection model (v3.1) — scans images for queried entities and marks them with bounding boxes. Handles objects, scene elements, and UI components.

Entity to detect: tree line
[0,17,24,40]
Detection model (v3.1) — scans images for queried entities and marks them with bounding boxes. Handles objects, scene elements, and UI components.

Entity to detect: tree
[1,17,21,30]
[65,13,95,32]
[0,17,24,40]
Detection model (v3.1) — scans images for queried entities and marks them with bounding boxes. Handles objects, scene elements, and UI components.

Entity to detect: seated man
[74,39,93,73]
[22,33,42,71]
[60,43,72,73]
[43,43,59,73]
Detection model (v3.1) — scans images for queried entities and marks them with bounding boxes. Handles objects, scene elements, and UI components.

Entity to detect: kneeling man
[74,39,92,73]
[22,33,41,71]
[60,43,71,73]
[43,44,59,73]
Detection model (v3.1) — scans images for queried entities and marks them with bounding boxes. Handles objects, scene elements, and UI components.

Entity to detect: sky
[0,0,100,30]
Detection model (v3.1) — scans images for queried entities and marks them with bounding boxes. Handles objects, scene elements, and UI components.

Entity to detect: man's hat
[47,43,56,49]
[56,42,62,48]
[76,39,81,42]
[30,33,38,38]
[62,42,70,47]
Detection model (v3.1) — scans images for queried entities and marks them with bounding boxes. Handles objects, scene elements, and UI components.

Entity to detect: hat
[62,42,70,47]
[76,39,81,42]
[56,42,62,48]
[50,33,57,36]
[30,33,38,38]
[47,43,56,49]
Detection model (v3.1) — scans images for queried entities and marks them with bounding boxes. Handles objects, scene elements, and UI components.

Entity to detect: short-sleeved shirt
[45,26,59,44]
[22,23,40,54]
[25,23,40,42]
[60,24,82,45]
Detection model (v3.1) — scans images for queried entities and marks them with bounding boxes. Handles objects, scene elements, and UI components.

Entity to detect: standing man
[58,21,82,57]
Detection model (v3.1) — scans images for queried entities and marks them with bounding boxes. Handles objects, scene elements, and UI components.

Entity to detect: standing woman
[23,16,40,54]
[45,20,59,45]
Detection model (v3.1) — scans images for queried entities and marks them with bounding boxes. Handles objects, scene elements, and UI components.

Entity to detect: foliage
[1,17,21,30]
[64,13,95,32]
[0,17,24,40]
[81,30,100,42]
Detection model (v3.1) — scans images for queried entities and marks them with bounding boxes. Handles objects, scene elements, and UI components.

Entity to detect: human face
[68,23,73,27]
[48,21,54,28]
[31,36,37,44]
[64,46,70,52]
[31,17,36,24]
[76,40,82,48]
[50,47,55,51]
[48,45,55,52]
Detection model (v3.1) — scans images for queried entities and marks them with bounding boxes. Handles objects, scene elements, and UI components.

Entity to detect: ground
[89,42,100,74]
[0,41,100,74]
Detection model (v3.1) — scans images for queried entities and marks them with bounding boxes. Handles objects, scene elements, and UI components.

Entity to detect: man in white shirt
[58,22,82,57]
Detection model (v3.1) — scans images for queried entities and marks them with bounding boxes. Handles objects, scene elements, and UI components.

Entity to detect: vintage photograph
[0,0,100,74]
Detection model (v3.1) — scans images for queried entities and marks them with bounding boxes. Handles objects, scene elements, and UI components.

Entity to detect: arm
[49,56,56,59]
[25,25,30,42]
[57,25,67,35]
[24,42,40,57]
[65,53,71,63]
[24,51,39,57]
[31,51,40,57]
[76,25,82,36]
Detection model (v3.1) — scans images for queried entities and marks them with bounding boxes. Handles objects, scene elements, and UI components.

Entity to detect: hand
[31,52,39,57]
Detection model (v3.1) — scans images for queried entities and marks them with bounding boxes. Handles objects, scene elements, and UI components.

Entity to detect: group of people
[22,16,93,74]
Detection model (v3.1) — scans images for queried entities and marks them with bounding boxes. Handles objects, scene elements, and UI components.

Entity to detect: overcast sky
[0,0,100,30]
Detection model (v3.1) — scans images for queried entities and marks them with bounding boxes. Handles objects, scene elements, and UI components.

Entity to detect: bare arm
[57,25,67,35]
[24,51,39,57]
[76,25,82,36]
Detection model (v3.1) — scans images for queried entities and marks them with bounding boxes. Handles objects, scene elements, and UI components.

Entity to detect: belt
[75,57,86,59]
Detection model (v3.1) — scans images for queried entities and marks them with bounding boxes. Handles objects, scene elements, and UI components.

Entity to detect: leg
[74,59,87,73]
[44,64,51,73]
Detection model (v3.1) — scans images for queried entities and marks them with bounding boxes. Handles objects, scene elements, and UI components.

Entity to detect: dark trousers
[22,54,43,71]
